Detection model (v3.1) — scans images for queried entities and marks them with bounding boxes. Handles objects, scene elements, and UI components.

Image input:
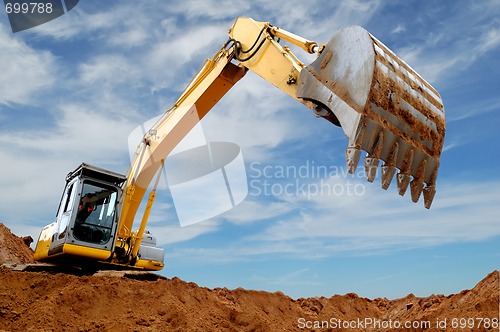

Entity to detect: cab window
[73,180,118,244]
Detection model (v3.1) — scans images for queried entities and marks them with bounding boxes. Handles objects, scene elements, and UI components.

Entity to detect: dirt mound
[0,223,35,265]
[377,270,499,330]
[0,223,498,332]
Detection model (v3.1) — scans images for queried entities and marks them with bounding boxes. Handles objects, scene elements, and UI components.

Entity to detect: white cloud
[144,22,229,91]
[447,98,500,122]
[392,24,406,34]
[108,27,150,48]
[0,104,134,156]
[248,177,500,247]
[165,177,500,263]
[251,267,322,287]
[442,138,463,152]
[79,54,141,86]
[23,3,138,40]
[470,26,500,61]
[166,240,307,263]
[0,147,74,228]
[220,199,294,225]
[149,220,220,245]
[0,25,56,105]
[0,102,138,234]
[169,0,250,20]
[394,3,500,84]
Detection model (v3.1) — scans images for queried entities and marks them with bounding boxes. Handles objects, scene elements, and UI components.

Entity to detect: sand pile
[0,222,498,331]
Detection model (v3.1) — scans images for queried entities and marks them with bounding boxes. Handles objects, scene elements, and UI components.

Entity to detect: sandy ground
[0,223,498,331]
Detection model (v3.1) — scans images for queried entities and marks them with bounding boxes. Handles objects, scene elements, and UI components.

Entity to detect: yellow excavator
[33,17,445,271]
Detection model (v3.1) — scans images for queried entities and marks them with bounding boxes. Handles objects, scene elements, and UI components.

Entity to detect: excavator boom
[34,17,445,271]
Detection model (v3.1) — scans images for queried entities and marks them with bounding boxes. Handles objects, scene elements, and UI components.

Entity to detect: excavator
[32,17,445,271]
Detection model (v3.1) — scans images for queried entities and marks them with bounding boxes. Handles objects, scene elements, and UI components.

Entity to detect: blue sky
[0,0,498,299]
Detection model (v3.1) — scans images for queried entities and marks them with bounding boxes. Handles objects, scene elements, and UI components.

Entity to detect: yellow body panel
[33,222,56,260]
[62,243,112,260]
[135,259,164,271]
[34,242,111,262]
[228,17,305,101]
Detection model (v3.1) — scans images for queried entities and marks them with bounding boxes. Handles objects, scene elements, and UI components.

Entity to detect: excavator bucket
[296,26,445,208]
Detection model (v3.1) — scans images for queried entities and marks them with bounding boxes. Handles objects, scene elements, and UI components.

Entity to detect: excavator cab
[34,163,165,270]
[72,182,118,244]
[34,164,125,263]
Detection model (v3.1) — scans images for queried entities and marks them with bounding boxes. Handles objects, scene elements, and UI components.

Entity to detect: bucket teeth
[422,167,438,208]
[364,156,379,182]
[396,149,414,196]
[381,142,399,190]
[397,173,411,196]
[346,146,361,174]
[423,185,436,209]
[381,165,396,190]
[345,122,367,174]
[410,159,427,203]
[363,131,384,182]
[410,180,425,203]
